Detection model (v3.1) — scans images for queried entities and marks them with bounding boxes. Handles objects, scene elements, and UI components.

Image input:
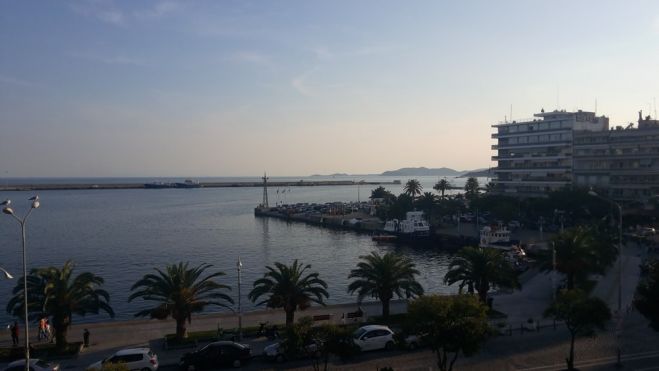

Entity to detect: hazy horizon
[2,1,659,177]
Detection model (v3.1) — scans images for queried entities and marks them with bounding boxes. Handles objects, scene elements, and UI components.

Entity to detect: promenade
[1,243,656,370]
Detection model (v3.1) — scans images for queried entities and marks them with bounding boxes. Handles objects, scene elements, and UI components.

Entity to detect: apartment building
[574,112,659,201]
[491,110,608,197]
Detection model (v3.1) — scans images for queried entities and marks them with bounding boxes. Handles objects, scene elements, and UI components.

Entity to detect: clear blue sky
[1,0,658,177]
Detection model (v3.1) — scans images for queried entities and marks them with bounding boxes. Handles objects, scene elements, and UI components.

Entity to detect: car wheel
[275,354,285,363]
[385,341,395,350]
[232,359,241,368]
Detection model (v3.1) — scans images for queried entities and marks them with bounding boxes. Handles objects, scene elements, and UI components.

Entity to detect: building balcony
[492,141,572,150]
[492,154,570,161]
[492,127,570,139]
[494,166,571,172]
[493,177,571,184]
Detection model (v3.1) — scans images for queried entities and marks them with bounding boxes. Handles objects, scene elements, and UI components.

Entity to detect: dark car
[179,341,251,370]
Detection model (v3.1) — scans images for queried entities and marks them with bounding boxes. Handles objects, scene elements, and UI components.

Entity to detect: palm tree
[433,178,451,199]
[128,262,233,340]
[249,260,329,326]
[348,252,424,319]
[416,192,437,217]
[6,260,114,348]
[444,246,518,303]
[403,179,423,198]
[539,227,616,290]
[464,177,480,200]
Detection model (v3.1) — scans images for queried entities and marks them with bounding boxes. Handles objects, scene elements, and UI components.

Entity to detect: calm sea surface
[0,176,488,325]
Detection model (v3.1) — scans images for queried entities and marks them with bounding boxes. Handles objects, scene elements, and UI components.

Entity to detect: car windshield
[353,328,367,339]
[35,361,50,368]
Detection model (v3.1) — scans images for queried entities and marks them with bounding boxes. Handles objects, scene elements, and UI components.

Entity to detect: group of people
[7,316,53,347]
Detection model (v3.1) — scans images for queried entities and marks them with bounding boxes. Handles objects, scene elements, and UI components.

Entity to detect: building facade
[491,110,608,197]
[574,112,659,201]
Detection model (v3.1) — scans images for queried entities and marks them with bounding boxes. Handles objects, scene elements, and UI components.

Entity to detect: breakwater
[2,180,397,192]
[254,205,479,249]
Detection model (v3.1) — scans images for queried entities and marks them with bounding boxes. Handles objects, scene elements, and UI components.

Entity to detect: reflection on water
[0,176,472,324]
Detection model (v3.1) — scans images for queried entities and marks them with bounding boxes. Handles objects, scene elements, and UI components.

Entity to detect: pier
[1,180,398,192]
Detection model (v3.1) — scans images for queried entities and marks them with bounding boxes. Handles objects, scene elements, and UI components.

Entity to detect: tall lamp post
[237,257,243,341]
[587,189,623,312]
[588,188,623,367]
[2,196,40,371]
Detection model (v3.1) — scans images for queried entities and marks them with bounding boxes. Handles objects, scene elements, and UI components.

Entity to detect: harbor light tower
[261,173,269,208]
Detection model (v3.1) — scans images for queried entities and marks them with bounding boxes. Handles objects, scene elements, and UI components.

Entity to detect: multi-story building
[491,110,608,197]
[574,112,659,201]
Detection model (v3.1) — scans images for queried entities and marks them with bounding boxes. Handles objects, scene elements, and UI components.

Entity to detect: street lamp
[587,189,622,312]
[2,196,40,371]
[588,188,623,367]
[0,267,14,279]
[237,257,243,341]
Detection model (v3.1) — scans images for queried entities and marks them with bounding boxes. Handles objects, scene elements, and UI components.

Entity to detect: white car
[4,359,60,371]
[352,325,395,352]
[88,348,158,371]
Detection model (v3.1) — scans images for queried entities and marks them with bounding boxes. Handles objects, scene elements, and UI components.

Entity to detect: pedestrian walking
[38,317,47,341]
[45,319,53,343]
[83,328,90,347]
[10,321,19,346]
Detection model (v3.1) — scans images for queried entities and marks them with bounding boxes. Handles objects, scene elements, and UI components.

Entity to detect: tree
[128,262,233,341]
[6,260,114,349]
[444,246,518,303]
[433,178,451,199]
[407,295,489,371]
[544,290,611,370]
[311,324,360,371]
[635,259,659,331]
[249,260,329,326]
[370,186,394,200]
[403,179,423,198]
[538,227,616,290]
[348,252,424,319]
[464,177,480,200]
[415,192,437,217]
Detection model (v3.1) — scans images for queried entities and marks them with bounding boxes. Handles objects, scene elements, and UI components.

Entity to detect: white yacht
[479,224,513,249]
[383,211,430,237]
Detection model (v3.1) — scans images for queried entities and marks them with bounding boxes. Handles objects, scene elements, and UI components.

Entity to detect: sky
[1,0,658,177]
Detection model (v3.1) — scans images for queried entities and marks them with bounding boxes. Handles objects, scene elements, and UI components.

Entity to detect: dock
[1,180,398,192]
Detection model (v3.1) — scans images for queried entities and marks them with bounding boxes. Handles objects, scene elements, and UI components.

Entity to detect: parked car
[88,348,158,371]
[352,325,395,352]
[263,339,319,362]
[179,341,251,370]
[640,227,656,236]
[4,359,60,371]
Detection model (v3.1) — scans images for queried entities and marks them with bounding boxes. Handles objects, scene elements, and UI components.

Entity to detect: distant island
[380,167,462,176]
[458,168,493,178]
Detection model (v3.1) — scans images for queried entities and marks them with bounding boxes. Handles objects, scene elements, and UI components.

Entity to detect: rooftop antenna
[654,97,657,119]
[510,104,513,122]
[594,98,597,114]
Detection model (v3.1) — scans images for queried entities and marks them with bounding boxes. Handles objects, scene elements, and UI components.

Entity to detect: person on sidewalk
[83,328,90,348]
[10,321,19,346]
[38,317,47,341]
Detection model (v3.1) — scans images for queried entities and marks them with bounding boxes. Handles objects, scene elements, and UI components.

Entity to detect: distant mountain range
[380,167,462,176]
[309,167,493,178]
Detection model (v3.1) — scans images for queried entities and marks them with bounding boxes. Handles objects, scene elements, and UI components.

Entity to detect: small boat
[479,224,519,250]
[372,234,398,242]
[383,211,430,238]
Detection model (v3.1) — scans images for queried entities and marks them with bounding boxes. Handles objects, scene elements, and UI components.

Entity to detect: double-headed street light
[2,196,40,371]
[237,257,243,341]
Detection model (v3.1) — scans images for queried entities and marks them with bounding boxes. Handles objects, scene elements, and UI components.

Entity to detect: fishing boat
[175,179,202,188]
[479,224,519,250]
